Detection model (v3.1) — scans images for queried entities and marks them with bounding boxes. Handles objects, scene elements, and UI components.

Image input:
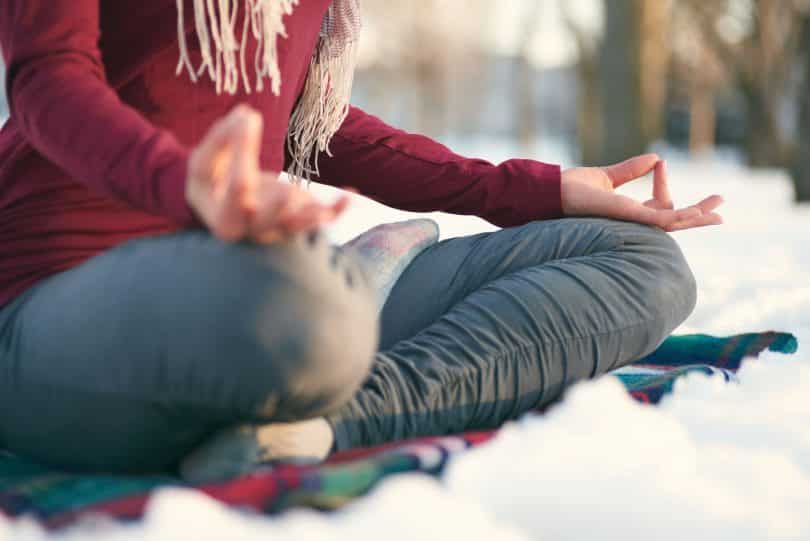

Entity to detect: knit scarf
[175,0,361,182]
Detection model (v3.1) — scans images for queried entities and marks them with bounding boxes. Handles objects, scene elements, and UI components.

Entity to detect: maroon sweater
[0,0,562,307]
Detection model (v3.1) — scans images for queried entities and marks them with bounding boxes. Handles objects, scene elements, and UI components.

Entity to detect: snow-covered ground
[3,154,809,541]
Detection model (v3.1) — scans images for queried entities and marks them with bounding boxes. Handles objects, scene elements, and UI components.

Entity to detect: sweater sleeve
[297,106,562,228]
[0,0,196,225]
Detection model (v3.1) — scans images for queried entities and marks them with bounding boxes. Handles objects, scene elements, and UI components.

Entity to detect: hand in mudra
[186,105,350,243]
[562,154,723,232]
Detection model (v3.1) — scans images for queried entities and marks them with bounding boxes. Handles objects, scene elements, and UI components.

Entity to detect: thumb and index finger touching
[603,153,680,211]
[192,106,255,177]
[602,154,660,188]
[602,153,726,230]
[189,105,269,241]
[215,107,266,240]
[199,106,353,241]
[602,154,674,205]
[601,154,673,210]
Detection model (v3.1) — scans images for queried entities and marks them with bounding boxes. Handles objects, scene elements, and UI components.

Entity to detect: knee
[248,247,379,420]
[278,282,379,419]
[615,222,698,334]
[172,235,379,422]
[645,227,697,323]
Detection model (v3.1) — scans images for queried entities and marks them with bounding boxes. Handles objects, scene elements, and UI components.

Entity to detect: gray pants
[0,218,696,473]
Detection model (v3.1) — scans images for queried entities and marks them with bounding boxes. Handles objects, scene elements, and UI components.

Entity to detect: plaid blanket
[0,332,797,530]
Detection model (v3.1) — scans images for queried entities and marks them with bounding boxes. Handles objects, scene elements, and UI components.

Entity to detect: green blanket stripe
[0,456,175,513]
[639,332,797,367]
[276,454,421,510]
[616,365,718,392]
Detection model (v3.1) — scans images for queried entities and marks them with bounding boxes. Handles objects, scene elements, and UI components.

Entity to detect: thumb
[221,107,263,207]
[602,154,660,188]
[188,113,241,182]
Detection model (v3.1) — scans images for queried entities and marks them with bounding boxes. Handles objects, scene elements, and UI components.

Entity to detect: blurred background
[0,0,807,200]
[351,0,810,202]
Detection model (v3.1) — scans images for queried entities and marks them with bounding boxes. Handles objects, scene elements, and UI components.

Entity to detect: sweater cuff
[483,159,563,228]
[157,148,200,227]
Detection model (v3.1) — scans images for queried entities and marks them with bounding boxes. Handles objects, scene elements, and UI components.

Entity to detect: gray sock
[343,219,440,311]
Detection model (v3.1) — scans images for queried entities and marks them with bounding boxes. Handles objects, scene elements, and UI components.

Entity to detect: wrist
[484,159,562,226]
[164,149,202,227]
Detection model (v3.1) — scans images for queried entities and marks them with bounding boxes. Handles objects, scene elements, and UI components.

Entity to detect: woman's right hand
[186,105,350,243]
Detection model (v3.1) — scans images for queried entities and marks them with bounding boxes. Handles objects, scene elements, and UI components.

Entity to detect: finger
[251,228,288,245]
[213,108,263,240]
[305,199,350,228]
[249,174,292,243]
[655,195,722,218]
[257,181,325,234]
[647,193,723,215]
[193,106,258,171]
[602,153,660,188]
[570,186,669,228]
[671,205,703,222]
[652,160,673,209]
[644,198,670,210]
[277,203,330,232]
[278,193,350,233]
[694,194,724,214]
[613,195,704,229]
[220,107,263,205]
[250,174,291,236]
[189,114,242,180]
[274,184,312,222]
[666,212,724,232]
[329,194,351,218]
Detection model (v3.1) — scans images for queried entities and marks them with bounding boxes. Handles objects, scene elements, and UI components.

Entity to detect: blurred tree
[679,0,803,168]
[357,0,486,137]
[791,11,810,202]
[599,0,646,163]
[516,2,542,152]
[563,5,602,165]
[567,0,671,164]
[670,8,727,156]
[638,1,672,146]
[599,0,672,164]
[686,47,721,156]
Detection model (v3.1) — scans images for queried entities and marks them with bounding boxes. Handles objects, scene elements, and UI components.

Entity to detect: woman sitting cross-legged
[0,0,723,481]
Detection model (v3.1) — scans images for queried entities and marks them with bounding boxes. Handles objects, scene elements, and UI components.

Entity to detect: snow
[2,155,809,541]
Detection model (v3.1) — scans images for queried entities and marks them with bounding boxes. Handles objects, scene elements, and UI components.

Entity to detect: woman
[0,1,722,479]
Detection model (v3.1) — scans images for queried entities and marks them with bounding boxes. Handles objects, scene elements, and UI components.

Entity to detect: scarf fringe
[175,0,357,182]
[286,39,357,183]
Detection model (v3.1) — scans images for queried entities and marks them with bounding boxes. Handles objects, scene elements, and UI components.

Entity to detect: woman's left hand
[561,154,724,232]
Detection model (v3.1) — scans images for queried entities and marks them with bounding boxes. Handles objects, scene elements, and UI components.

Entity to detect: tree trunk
[742,82,789,168]
[515,3,542,153]
[638,0,671,143]
[740,0,793,169]
[573,37,603,165]
[600,0,646,164]
[562,3,602,165]
[792,15,810,202]
[688,78,716,156]
[515,57,536,152]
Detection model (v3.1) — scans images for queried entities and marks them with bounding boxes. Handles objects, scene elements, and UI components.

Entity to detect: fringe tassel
[176,0,298,96]
[175,0,359,183]
[286,37,358,183]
